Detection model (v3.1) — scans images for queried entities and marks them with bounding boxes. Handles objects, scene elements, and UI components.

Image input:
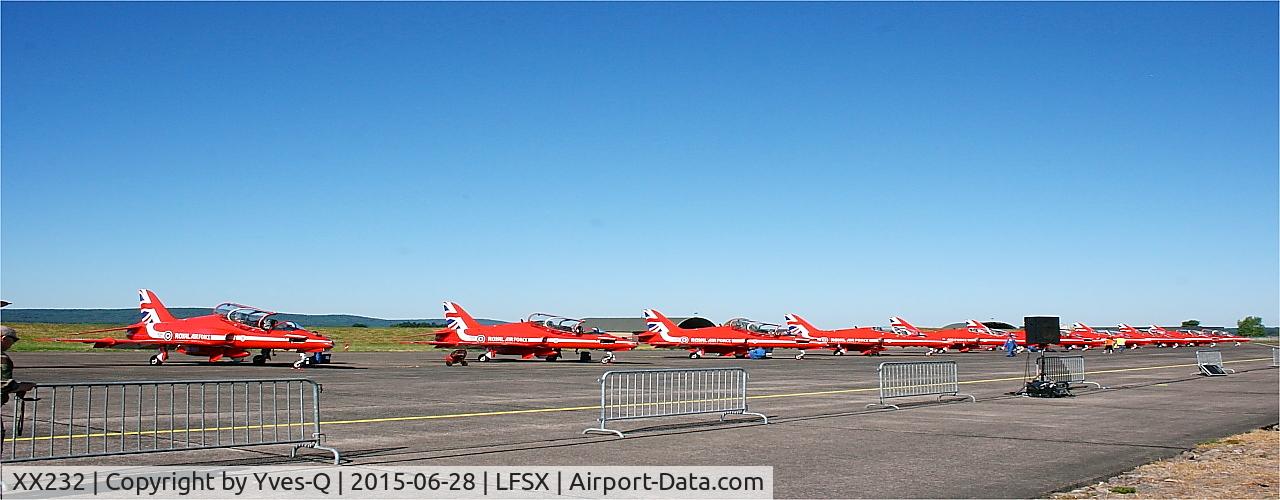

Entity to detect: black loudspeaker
[1024,316,1060,345]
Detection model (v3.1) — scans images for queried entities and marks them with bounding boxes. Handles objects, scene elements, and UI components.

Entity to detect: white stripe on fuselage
[145,329,327,345]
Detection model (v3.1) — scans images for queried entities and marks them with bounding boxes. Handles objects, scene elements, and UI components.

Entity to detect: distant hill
[0,309,505,327]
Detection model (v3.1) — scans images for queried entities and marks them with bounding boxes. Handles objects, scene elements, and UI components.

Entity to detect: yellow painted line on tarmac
[4,357,1270,443]
[322,404,603,426]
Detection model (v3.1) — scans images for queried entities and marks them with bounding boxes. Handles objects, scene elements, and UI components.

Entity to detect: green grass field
[2,323,446,352]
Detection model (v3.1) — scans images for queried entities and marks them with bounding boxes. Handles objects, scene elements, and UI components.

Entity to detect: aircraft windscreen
[726,318,787,335]
[226,307,275,329]
[527,313,585,333]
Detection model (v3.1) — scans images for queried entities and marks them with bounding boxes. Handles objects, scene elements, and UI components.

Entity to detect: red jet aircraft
[778,315,962,355]
[888,317,1005,354]
[50,289,334,368]
[1154,326,1220,346]
[1095,323,1161,348]
[404,302,636,363]
[1117,324,1186,348]
[640,309,822,359]
[978,322,1088,352]
[1050,322,1105,350]
[783,314,892,355]
[1198,328,1250,346]
[1142,326,1246,347]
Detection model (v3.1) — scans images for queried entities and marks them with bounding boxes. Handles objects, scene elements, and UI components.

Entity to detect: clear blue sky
[2,2,1276,327]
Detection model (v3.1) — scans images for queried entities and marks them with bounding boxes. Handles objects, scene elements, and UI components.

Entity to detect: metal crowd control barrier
[1195,350,1234,376]
[1037,355,1104,389]
[583,367,767,438]
[0,379,339,464]
[866,361,975,410]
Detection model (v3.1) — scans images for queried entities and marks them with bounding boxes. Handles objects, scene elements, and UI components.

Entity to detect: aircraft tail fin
[642,309,681,339]
[784,314,820,338]
[138,289,176,324]
[889,316,921,335]
[442,302,482,334]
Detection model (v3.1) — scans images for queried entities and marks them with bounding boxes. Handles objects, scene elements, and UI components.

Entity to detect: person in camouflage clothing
[2,326,37,406]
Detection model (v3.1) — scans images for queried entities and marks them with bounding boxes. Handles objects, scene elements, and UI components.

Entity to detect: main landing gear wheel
[477,353,492,362]
[149,355,164,366]
[292,359,306,369]
[734,353,746,359]
[601,352,615,364]
[795,352,806,360]
[545,354,559,362]
[252,355,267,365]
[579,352,592,362]
[833,349,845,356]
[689,352,702,359]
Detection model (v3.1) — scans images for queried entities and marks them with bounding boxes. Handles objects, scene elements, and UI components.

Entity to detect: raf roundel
[476,335,487,344]
[163,331,173,341]
[680,336,690,344]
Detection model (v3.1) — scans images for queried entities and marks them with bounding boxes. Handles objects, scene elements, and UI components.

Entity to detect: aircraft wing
[66,322,146,335]
[397,328,460,345]
[45,337,231,348]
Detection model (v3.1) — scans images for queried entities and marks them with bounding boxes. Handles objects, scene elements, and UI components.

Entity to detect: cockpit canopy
[213,303,303,331]
[527,313,590,334]
[725,318,788,336]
